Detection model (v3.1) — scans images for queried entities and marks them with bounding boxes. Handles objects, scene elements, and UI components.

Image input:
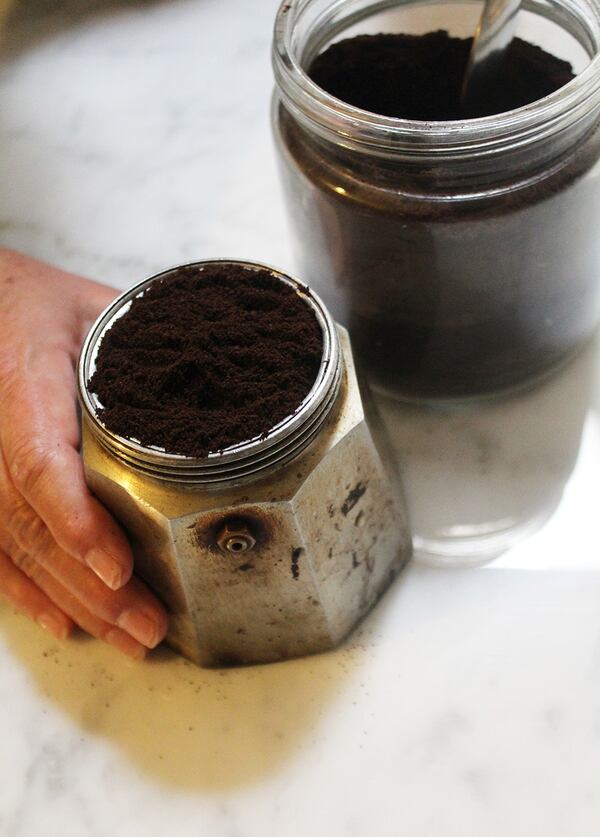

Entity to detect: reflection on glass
[372,338,598,566]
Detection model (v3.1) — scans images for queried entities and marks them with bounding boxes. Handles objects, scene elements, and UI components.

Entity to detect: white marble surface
[2,2,600,835]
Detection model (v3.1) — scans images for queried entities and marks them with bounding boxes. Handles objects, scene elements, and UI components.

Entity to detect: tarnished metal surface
[79,260,411,667]
[83,329,411,666]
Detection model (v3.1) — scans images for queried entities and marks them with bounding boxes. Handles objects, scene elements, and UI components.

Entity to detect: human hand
[0,248,168,658]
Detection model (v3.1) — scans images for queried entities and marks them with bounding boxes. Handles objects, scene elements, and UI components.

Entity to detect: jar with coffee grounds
[272,0,600,400]
[78,260,411,667]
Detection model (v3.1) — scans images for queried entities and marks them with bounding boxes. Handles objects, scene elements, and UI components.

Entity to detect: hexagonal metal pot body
[82,328,411,667]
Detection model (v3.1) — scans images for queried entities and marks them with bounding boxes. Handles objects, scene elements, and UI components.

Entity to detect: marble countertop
[2,2,600,835]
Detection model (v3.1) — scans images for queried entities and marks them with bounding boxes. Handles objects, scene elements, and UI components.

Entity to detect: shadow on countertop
[0,570,408,792]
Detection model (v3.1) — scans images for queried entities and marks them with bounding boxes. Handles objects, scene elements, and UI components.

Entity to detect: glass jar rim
[272,0,600,156]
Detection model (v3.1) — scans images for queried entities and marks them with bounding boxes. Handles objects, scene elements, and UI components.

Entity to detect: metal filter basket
[78,259,411,666]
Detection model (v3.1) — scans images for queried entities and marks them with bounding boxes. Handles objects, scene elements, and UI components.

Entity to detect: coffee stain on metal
[341,482,367,516]
[291,547,303,580]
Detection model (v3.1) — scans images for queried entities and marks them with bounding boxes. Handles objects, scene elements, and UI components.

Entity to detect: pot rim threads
[78,259,342,485]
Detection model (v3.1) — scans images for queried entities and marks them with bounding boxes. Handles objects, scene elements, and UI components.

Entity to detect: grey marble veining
[1,1,600,835]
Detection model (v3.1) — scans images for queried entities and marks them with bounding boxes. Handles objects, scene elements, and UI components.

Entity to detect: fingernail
[106,628,147,660]
[38,612,69,641]
[117,609,162,648]
[86,548,123,590]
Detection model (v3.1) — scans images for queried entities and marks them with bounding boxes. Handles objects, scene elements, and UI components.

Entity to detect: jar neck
[273,0,600,191]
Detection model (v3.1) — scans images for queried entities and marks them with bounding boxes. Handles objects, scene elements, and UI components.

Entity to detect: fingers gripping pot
[78,260,411,667]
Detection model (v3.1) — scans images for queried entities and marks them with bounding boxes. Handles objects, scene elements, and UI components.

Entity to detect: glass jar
[272,0,600,401]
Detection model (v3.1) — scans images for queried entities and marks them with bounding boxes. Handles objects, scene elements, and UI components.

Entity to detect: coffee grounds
[89,264,323,457]
[308,30,574,120]
[278,27,599,398]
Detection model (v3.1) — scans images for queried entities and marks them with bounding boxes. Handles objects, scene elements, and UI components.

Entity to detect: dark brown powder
[274,31,600,399]
[308,30,574,120]
[89,264,323,457]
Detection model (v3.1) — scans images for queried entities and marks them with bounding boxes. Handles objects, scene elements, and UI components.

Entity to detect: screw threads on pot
[78,260,342,486]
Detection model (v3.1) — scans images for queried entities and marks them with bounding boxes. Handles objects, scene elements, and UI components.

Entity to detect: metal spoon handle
[461,0,522,113]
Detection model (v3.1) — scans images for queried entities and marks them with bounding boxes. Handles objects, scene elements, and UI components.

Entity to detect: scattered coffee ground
[89,265,323,457]
[308,30,574,120]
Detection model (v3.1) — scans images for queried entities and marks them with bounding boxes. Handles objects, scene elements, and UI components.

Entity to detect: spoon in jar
[461,0,522,115]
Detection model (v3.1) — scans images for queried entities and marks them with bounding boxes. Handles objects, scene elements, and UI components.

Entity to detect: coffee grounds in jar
[308,30,574,120]
[276,26,600,399]
[89,264,323,457]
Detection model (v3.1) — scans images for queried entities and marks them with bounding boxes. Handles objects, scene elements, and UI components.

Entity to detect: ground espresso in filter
[89,265,323,457]
[308,30,574,120]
